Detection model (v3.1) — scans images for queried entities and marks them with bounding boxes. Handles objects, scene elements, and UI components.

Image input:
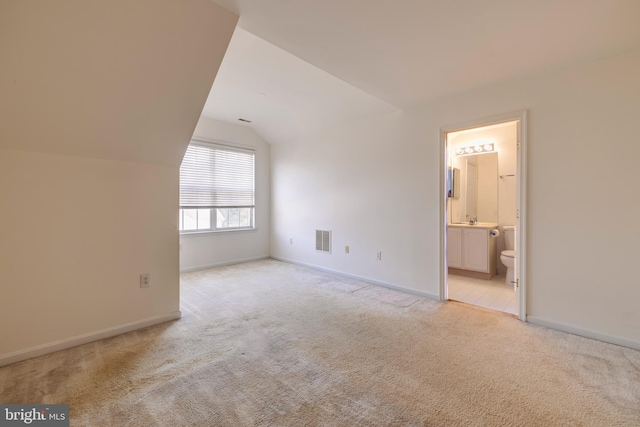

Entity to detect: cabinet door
[447,228,462,268]
[463,228,488,272]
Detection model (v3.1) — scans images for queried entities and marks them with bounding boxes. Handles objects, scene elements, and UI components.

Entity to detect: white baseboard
[0,311,182,367]
[180,255,270,273]
[271,256,440,300]
[527,315,640,351]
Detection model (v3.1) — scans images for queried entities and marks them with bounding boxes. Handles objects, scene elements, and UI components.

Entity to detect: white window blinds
[180,142,255,209]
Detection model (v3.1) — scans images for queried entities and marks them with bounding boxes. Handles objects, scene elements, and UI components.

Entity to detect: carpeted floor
[1,259,639,426]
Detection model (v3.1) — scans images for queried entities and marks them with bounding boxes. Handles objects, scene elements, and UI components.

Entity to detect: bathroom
[446,121,518,314]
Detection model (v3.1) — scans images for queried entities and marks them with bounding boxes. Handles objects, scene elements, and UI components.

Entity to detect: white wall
[180,117,271,271]
[0,150,179,357]
[0,1,237,363]
[494,125,518,272]
[271,112,438,296]
[271,46,640,346]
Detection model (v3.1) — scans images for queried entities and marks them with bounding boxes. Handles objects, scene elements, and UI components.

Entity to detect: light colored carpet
[1,259,639,426]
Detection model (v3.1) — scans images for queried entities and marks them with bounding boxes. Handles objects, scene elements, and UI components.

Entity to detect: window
[179,141,255,232]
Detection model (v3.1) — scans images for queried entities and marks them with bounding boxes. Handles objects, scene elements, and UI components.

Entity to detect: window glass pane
[183,209,197,230]
[238,208,251,227]
[216,208,228,229]
[197,208,211,230]
[179,209,184,231]
[215,208,252,229]
[228,208,240,228]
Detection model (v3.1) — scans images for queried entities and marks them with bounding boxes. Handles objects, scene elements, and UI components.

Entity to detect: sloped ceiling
[204,0,640,143]
[0,0,237,166]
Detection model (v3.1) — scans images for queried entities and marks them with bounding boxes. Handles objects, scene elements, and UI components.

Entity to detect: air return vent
[315,230,331,254]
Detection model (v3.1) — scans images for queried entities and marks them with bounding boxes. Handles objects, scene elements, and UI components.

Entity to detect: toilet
[500,226,516,286]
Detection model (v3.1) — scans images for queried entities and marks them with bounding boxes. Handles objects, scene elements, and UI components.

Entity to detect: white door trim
[439,110,528,321]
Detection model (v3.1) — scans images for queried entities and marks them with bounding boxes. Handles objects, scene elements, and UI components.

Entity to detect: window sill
[179,228,257,236]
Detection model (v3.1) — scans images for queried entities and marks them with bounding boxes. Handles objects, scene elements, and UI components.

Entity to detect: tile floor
[448,273,517,315]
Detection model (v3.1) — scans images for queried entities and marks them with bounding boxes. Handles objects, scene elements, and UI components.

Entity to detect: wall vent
[315,230,331,253]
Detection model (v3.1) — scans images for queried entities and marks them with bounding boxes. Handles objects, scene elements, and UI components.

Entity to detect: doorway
[440,111,527,320]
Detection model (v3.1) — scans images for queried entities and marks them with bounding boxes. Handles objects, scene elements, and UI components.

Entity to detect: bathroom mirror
[450,152,498,223]
[465,158,478,218]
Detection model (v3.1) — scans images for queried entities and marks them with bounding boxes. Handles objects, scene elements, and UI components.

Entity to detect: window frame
[179,207,255,234]
[179,139,256,234]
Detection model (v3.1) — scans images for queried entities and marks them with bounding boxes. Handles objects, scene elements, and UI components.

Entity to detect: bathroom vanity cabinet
[447,223,497,279]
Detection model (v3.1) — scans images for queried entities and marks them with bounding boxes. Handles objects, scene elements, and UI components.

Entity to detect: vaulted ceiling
[204,0,640,143]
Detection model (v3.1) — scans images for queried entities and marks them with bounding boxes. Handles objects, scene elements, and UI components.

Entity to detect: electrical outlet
[140,273,151,288]
[376,251,382,261]
[345,245,349,254]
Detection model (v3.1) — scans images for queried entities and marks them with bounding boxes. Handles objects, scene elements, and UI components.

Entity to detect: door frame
[439,110,528,321]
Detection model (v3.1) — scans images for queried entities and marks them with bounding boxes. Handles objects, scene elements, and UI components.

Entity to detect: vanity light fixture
[455,141,495,156]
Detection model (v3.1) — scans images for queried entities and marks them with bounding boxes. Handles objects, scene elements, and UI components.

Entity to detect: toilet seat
[501,250,516,258]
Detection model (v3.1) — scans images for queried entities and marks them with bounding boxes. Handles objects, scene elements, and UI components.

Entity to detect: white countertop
[448,222,498,229]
